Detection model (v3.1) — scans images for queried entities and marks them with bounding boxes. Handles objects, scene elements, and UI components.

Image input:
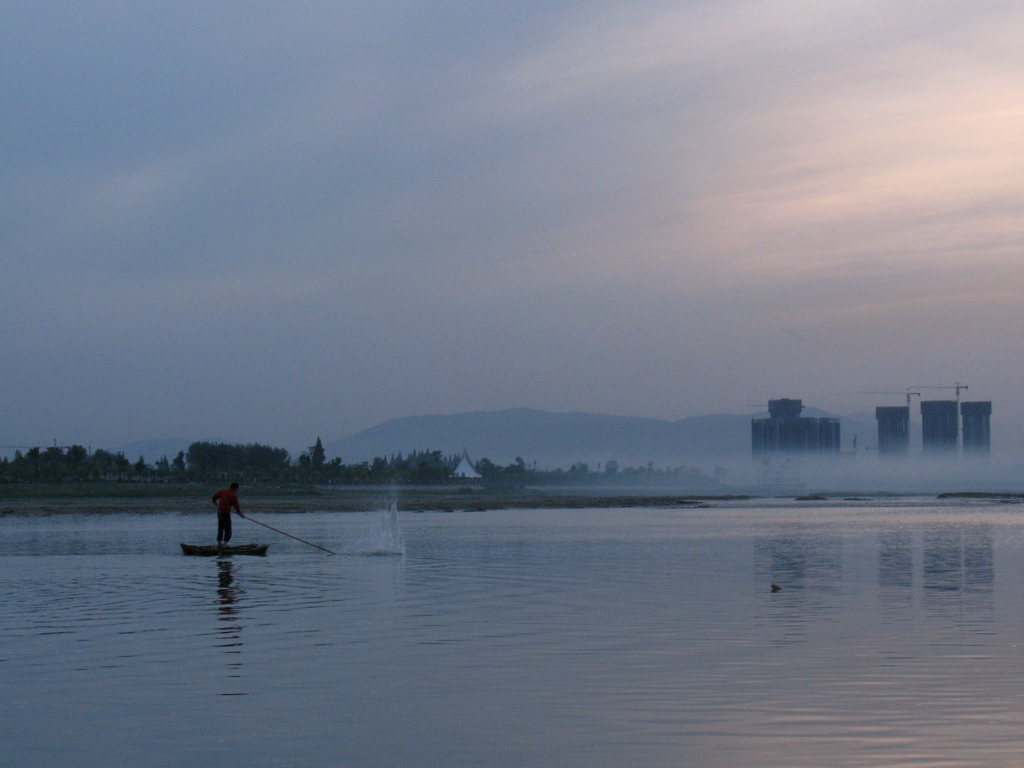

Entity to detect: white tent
[453,450,481,479]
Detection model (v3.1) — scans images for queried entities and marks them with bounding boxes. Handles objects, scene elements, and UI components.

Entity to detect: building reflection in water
[879,531,913,589]
[922,523,994,613]
[756,521,996,640]
[878,530,913,621]
[755,525,843,592]
[216,559,245,689]
[754,525,843,644]
[877,522,994,622]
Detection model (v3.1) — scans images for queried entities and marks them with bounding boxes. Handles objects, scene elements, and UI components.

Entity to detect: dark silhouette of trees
[0,439,724,489]
[185,442,292,482]
[310,437,325,468]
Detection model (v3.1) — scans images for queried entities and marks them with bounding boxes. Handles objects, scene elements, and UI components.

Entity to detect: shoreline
[1,485,1021,516]
[0,484,750,515]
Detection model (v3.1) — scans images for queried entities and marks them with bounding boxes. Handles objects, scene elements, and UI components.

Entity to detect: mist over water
[737,453,1024,495]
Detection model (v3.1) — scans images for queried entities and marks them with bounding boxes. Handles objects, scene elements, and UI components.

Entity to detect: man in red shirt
[212,482,245,545]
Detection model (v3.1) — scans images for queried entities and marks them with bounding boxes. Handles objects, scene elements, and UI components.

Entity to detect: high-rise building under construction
[960,401,992,457]
[921,400,958,454]
[875,406,910,456]
[751,399,841,457]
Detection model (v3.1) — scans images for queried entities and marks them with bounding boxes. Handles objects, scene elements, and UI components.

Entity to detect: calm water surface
[3,499,1024,767]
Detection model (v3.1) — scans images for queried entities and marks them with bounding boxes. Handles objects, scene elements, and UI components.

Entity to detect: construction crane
[857,389,921,409]
[911,382,969,404]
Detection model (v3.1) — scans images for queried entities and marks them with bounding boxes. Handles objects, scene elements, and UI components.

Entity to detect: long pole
[243,514,336,555]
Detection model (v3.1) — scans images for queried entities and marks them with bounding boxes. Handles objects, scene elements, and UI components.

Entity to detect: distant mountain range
[114,408,879,468]
[325,407,878,468]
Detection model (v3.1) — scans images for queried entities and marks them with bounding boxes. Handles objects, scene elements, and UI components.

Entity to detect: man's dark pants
[217,513,232,544]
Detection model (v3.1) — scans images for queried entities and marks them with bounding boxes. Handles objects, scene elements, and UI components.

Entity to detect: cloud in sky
[2,1,1022,455]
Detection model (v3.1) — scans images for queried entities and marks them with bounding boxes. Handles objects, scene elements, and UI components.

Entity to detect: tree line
[0,439,724,488]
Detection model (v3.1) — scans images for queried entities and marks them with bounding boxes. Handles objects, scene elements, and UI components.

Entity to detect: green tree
[311,437,325,469]
[475,458,495,475]
[172,451,186,477]
[507,456,527,475]
[186,441,291,482]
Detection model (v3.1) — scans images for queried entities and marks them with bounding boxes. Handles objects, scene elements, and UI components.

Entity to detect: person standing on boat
[211,482,245,545]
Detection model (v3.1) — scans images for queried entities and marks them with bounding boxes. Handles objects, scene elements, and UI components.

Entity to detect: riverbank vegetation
[0,439,727,490]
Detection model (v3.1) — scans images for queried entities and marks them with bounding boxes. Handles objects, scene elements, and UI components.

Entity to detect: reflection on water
[215,559,245,693]
[753,525,843,644]
[878,530,914,622]
[755,520,996,630]
[924,524,993,592]
[754,525,843,590]
[3,504,1024,767]
[923,522,995,627]
[875,523,996,628]
[879,530,913,588]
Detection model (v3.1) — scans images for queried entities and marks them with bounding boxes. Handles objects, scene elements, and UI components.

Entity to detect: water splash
[351,500,405,556]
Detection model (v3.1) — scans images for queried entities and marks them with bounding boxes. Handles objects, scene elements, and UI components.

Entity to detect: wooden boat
[180,543,269,556]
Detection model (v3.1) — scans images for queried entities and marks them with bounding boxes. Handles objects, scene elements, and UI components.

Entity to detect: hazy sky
[3,1,1023,454]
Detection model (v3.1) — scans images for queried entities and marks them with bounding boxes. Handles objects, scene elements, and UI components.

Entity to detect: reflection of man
[217,560,239,614]
[211,482,245,545]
